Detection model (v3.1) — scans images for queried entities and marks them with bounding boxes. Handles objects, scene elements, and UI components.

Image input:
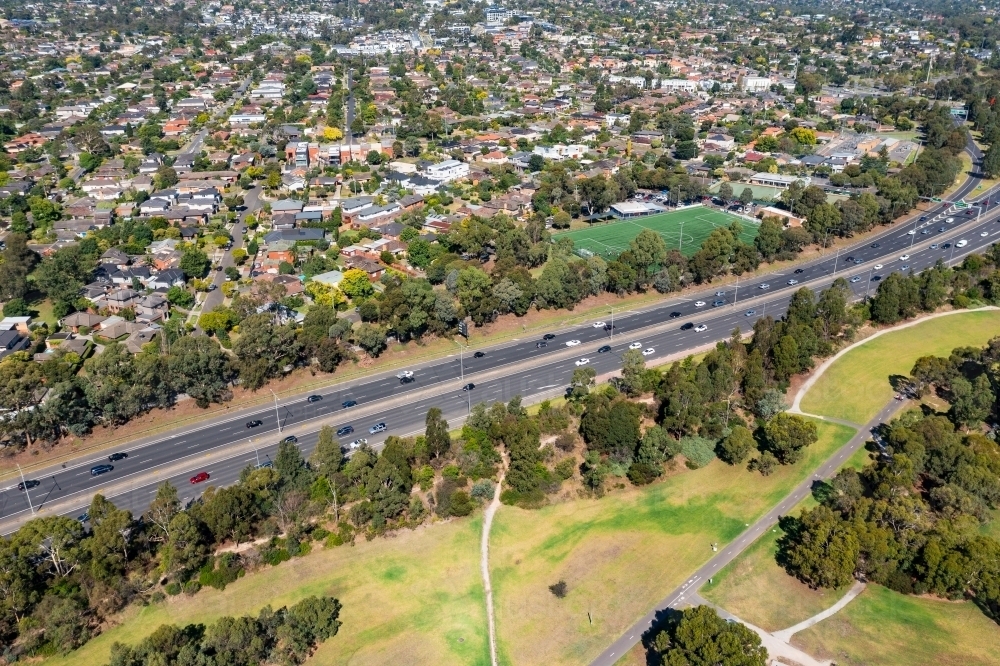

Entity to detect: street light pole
[865,266,874,298]
[268,389,281,433]
[610,307,614,341]
[832,248,840,275]
[17,464,35,515]
[733,276,739,308]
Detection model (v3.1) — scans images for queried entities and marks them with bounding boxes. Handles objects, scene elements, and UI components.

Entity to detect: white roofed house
[424,159,470,183]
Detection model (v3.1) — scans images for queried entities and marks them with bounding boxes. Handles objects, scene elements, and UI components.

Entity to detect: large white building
[424,159,470,182]
[741,76,773,93]
[749,173,811,190]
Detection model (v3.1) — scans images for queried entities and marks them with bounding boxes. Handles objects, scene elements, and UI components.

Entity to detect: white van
[955,239,968,248]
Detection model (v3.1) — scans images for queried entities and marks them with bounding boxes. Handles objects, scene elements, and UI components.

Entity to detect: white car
[348,438,367,450]
[899,254,910,261]
[694,300,706,307]
[642,348,655,356]
[907,229,916,235]
[396,370,414,380]
[628,341,643,350]
[694,324,708,332]
[982,231,990,237]
[849,276,862,283]
[592,321,606,328]
[873,263,883,270]
[565,339,581,347]
[758,283,770,290]
[575,358,590,366]
[946,217,955,223]
[956,239,968,248]
[787,279,798,285]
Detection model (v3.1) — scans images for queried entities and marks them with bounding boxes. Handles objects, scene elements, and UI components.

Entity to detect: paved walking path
[772,580,867,643]
[481,467,506,666]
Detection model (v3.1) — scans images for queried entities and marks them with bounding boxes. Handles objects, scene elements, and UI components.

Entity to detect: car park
[190,472,210,484]
[342,400,357,408]
[642,348,655,356]
[593,321,606,328]
[281,435,298,443]
[669,311,682,318]
[598,345,611,353]
[462,383,475,391]
[694,300,706,307]
[109,452,128,462]
[336,426,354,437]
[246,420,262,428]
[473,351,486,358]
[680,322,694,330]
[575,358,590,366]
[369,423,387,434]
[565,339,581,347]
[694,324,708,332]
[307,394,322,403]
[17,480,39,491]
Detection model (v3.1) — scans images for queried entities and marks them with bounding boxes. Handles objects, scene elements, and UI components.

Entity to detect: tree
[275,440,313,491]
[354,322,387,356]
[779,505,859,588]
[762,413,818,464]
[719,425,755,465]
[0,233,37,301]
[232,313,302,390]
[146,482,180,541]
[425,407,451,461]
[154,165,179,189]
[167,335,234,407]
[180,247,211,279]
[628,229,668,279]
[718,181,734,204]
[311,425,343,477]
[739,187,754,206]
[166,285,194,309]
[984,143,1000,179]
[620,349,647,396]
[339,268,374,300]
[569,366,596,400]
[651,605,767,666]
[87,494,134,580]
[198,484,260,547]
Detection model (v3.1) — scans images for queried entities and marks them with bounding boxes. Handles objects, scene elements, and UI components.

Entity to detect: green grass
[30,298,58,328]
[800,310,1000,424]
[792,584,1000,666]
[490,419,855,665]
[44,518,489,666]
[555,206,756,260]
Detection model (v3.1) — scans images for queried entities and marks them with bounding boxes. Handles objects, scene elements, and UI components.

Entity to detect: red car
[190,472,210,484]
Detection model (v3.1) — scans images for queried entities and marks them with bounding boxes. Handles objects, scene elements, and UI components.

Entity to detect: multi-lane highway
[1,141,993,531]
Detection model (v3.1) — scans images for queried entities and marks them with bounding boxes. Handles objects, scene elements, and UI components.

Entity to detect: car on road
[845,256,854,263]
[77,513,89,523]
[758,283,770,290]
[907,229,916,235]
[565,339,581,347]
[872,275,883,281]
[281,435,298,444]
[956,239,968,248]
[336,426,354,437]
[536,341,547,349]
[17,480,39,491]
[256,460,273,469]
[680,322,694,330]
[939,227,946,233]
[629,341,642,350]
[598,345,611,353]
[592,321,606,328]
[787,279,798,285]
[966,210,975,216]
[943,242,952,249]
[348,438,367,450]
[668,311,682,318]
[307,394,322,403]
[208,284,217,291]
[920,216,928,221]
[899,254,910,261]
[396,370,414,381]
[575,358,590,366]
[870,242,881,248]
[921,229,930,235]
[873,264,883,270]
[850,276,862,283]
[473,351,486,358]
[794,268,804,274]
[715,291,726,297]
[694,300,706,307]
[744,309,756,317]
[246,420,262,428]
[930,244,939,249]
[109,452,128,462]
[642,348,655,356]
[369,423,387,434]
[542,333,556,340]
[694,324,708,332]
[712,300,725,307]
[982,231,990,237]
[462,383,475,391]
[190,472,210,484]
[342,399,358,408]
[853,257,863,264]
[946,217,955,223]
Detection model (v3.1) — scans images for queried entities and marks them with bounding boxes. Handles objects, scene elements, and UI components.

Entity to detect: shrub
[549,580,568,598]
[470,479,496,502]
[182,580,202,595]
[198,553,244,591]
[311,527,330,542]
[680,436,717,469]
[150,591,166,604]
[627,462,660,485]
[554,433,577,452]
[554,457,575,481]
[165,582,182,596]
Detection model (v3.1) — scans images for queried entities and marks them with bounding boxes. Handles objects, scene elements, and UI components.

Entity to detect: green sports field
[557,206,758,259]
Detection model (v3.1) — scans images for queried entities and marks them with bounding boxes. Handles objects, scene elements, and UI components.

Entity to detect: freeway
[0,142,992,531]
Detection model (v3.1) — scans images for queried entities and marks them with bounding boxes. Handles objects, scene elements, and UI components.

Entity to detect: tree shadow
[811,478,834,505]
[888,374,911,392]
[640,607,683,666]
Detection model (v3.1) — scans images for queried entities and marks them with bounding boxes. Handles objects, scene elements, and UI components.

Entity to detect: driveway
[200,186,262,314]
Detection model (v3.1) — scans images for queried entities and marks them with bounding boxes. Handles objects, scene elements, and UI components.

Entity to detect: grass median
[490,418,855,666]
[799,309,1000,424]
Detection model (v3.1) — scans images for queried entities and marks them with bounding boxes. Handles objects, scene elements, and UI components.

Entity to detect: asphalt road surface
[0,141,992,530]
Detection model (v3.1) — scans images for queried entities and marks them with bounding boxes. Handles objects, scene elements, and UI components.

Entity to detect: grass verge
[800,310,1000,424]
[490,419,855,666]
[43,518,489,666]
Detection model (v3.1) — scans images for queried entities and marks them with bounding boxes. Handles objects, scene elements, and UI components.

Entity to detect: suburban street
[0,139,992,534]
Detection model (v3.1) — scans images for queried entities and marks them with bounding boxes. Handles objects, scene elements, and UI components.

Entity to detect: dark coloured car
[400,375,415,384]
[77,512,90,523]
[712,300,725,307]
[17,480,40,491]
[871,275,883,282]
[256,460,273,469]
[542,333,556,340]
[190,472,210,484]
[90,464,114,476]
[536,341,548,349]
[853,258,863,264]
[680,322,695,330]
[920,216,928,221]
[845,256,854,263]
[281,435,298,444]
[794,268,804,274]
[307,394,323,403]
[462,383,475,391]
[342,400,358,408]
[597,345,611,353]
[109,452,128,462]
[870,242,880,248]
[473,351,486,358]
[336,425,354,437]
[668,311,682,318]
[246,420,262,428]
